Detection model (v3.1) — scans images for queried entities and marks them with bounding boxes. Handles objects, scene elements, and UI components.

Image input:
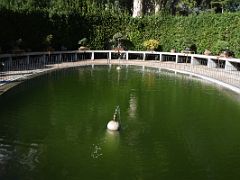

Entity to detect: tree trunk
[155,0,160,14]
[133,0,143,17]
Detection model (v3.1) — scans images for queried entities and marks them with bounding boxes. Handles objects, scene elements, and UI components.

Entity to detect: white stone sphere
[107,120,120,131]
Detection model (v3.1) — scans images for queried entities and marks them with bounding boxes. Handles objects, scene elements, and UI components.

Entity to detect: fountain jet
[107,106,120,131]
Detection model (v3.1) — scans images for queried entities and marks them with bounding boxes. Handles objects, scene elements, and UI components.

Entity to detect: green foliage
[126,13,240,57]
[211,40,230,55]
[143,39,160,51]
[1,4,240,57]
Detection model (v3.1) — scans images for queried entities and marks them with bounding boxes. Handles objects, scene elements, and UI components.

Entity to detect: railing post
[43,54,46,65]
[91,52,94,61]
[26,55,29,70]
[109,51,112,60]
[143,53,146,61]
[75,53,77,61]
[159,53,162,62]
[126,51,129,60]
[9,56,12,70]
[27,55,30,65]
[207,58,217,68]
[59,53,62,63]
[225,60,237,71]
[190,55,193,64]
[176,55,179,63]
[191,57,201,65]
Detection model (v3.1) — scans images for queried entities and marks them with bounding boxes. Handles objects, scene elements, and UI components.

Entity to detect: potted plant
[203,49,212,56]
[143,39,160,51]
[44,34,54,51]
[78,38,89,50]
[182,39,197,54]
[109,32,133,50]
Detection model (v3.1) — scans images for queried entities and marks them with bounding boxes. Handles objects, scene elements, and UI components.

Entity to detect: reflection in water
[0,145,12,177]
[102,130,120,160]
[91,144,103,159]
[104,130,120,148]
[19,146,40,171]
[117,69,120,85]
[91,130,120,160]
[0,140,42,177]
[128,93,137,119]
[0,144,12,165]
[108,64,112,73]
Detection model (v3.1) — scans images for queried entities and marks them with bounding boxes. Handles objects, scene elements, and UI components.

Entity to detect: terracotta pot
[204,49,211,56]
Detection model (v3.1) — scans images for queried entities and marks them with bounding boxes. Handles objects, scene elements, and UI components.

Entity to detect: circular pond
[0,65,240,179]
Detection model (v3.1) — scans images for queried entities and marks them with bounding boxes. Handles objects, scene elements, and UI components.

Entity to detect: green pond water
[0,65,240,180]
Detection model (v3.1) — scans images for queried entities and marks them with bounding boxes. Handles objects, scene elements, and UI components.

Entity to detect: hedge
[0,9,240,57]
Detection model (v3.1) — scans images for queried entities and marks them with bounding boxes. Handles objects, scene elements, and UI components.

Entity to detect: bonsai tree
[78,38,87,46]
[44,34,54,51]
[78,38,89,50]
[109,32,134,50]
[143,39,160,51]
